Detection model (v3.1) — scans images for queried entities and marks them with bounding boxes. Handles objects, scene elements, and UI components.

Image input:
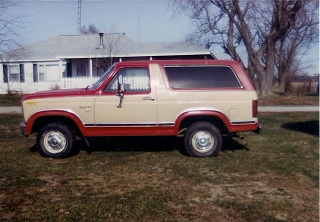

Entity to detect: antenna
[138,1,141,43]
[77,0,82,34]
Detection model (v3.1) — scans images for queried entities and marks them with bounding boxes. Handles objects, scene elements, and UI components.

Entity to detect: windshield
[90,65,115,90]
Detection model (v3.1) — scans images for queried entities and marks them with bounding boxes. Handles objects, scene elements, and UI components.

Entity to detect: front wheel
[184,122,222,157]
[37,122,75,158]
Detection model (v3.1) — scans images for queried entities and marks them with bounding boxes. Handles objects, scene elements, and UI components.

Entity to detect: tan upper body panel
[23,96,96,124]
[151,63,258,125]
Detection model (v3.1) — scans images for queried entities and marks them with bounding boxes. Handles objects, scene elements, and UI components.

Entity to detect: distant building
[0,33,215,94]
[287,75,319,94]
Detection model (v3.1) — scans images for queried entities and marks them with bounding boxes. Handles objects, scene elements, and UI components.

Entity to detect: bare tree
[81,24,127,76]
[103,33,124,66]
[92,25,127,75]
[174,0,318,95]
[0,0,24,55]
[0,0,26,94]
[91,32,123,74]
[276,0,318,92]
[80,23,99,35]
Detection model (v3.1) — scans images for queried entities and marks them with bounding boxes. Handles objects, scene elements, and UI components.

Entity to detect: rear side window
[164,66,241,89]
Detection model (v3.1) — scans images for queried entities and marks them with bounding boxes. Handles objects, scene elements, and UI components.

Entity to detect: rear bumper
[20,122,27,136]
[254,122,263,134]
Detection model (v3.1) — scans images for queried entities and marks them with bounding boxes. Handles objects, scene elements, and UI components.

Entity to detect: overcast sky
[16,0,189,44]
[10,0,319,75]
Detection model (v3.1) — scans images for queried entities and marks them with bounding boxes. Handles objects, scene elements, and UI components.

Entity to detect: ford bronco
[20,60,260,158]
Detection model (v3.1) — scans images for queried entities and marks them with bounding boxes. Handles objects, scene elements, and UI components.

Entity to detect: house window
[77,64,86,77]
[37,64,60,82]
[39,65,45,82]
[33,64,38,82]
[66,62,72,78]
[9,65,20,82]
[3,65,8,83]
[19,64,25,83]
[2,64,25,83]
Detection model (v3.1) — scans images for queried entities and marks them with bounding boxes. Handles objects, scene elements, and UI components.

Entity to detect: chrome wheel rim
[191,131,215,153]
[43,131,67,154]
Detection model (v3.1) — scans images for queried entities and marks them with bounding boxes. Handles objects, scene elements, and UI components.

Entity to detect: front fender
[25,109,86,135]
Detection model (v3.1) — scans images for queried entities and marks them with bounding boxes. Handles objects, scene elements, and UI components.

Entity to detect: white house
[0,33,215,94]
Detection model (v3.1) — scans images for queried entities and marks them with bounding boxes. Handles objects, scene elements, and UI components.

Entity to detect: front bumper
[20,122,27,136]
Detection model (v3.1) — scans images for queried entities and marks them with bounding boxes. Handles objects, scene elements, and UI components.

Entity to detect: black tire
[37,122,75,158]
[184,122,222,157]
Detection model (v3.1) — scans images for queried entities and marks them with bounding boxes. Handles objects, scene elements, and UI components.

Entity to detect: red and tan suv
[20,60,260,158]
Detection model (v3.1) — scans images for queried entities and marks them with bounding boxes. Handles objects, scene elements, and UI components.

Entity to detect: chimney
[99,33,104,49]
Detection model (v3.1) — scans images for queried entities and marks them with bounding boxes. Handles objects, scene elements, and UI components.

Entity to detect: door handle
[143,97,155,101]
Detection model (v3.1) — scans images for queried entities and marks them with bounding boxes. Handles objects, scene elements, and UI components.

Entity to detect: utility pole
[77,0,82,34]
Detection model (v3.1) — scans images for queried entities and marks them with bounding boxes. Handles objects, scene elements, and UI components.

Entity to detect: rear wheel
[37,122,75,158]
[184,122,222,157]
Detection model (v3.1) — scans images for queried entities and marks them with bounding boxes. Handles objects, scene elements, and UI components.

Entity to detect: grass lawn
[0,112,318,221]
[258,93,319,106]
[0,94,23,106]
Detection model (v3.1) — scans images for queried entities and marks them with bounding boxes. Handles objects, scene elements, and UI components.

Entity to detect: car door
[94,66,158,135]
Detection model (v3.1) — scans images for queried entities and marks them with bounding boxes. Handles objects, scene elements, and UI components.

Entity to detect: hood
[22,88,95,101]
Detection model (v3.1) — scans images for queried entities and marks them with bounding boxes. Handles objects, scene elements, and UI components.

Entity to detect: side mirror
[118,83,125,94]
[116,83,125,108]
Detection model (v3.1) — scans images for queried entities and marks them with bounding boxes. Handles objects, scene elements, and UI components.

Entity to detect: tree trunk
[260,74,273,96]
[278,73,287,93]
[256,37,274,96]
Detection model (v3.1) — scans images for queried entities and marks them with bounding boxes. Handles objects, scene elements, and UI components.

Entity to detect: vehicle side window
[164,66,241,89]
[105,67,150,93]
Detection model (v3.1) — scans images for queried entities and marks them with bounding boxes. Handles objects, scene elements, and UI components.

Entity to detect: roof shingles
[2,34,211,61]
